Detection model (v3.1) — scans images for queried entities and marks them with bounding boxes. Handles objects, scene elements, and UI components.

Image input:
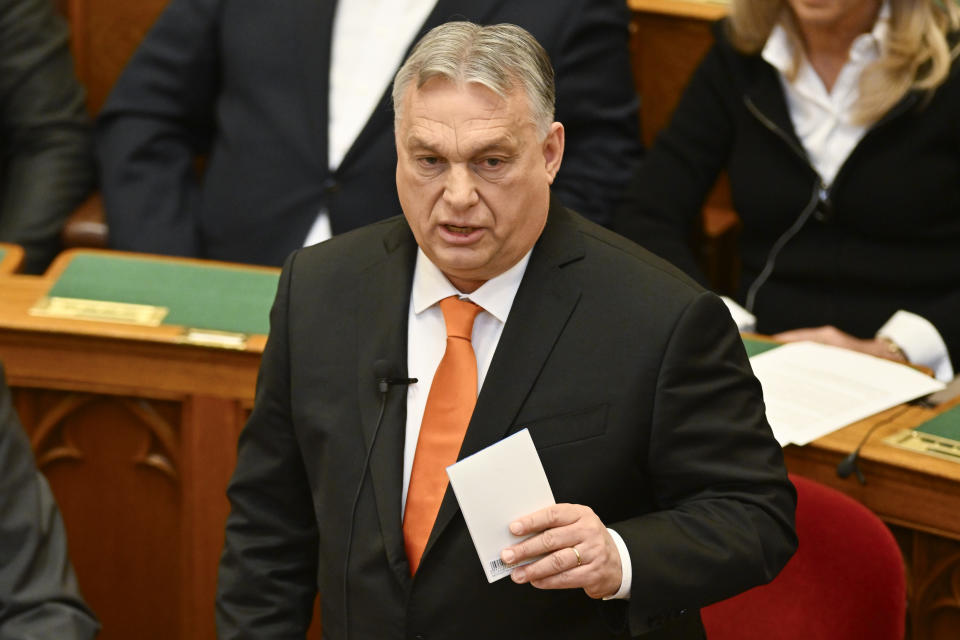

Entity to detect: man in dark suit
[216,22,796,639]
[0,362,99,639]
[96,0,641,267]
[0,0,94,273]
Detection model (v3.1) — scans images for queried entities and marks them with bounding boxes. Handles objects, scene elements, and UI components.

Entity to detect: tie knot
[439,296,482,340]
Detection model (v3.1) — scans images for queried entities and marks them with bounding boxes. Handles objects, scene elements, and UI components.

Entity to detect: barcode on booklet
[488,557,514,578]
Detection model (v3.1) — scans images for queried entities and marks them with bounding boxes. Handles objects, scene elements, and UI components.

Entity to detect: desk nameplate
[180,328,248,350]
[29,296,169,327]
[885,429,960,464]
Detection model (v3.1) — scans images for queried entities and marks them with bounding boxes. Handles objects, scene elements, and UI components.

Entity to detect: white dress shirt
[303,0,436,246]
[724,2,953,381]
[403,249,633,599]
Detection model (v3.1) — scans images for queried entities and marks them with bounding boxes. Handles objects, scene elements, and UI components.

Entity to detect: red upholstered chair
[702,474,906,640]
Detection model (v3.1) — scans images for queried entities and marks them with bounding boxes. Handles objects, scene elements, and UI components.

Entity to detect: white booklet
[446,428,556,583]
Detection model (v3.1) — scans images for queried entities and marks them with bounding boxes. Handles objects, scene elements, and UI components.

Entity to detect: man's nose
[442,164,479,210]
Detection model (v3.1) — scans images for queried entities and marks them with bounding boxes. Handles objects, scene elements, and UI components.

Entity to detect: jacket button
[321,177,339,194]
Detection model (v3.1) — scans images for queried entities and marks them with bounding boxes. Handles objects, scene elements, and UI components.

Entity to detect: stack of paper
[749,342,945,446]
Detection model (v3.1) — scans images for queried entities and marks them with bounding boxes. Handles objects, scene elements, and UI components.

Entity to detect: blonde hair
[728,0,960,124]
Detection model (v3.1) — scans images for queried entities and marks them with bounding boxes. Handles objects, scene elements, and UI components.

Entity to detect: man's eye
[482,158,503,168]
[418,157,439,166]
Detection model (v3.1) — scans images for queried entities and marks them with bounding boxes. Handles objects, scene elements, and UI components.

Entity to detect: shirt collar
[411,248,532,323]
[762,0,890,73]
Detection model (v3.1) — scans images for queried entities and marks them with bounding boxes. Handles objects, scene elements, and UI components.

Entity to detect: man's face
[395,77,564,293]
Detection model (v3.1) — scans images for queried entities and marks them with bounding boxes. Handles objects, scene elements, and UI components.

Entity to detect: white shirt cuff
[877,310,954,382]
[603,527,631,600]
[720,296,757,333]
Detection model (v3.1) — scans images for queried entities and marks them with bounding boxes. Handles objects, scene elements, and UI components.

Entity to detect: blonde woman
[614,0,960,381]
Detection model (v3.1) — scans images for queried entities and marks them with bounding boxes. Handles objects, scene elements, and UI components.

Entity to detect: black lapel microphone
[343,360,417,640]
[375,359,419,394]
[836,403,913,485]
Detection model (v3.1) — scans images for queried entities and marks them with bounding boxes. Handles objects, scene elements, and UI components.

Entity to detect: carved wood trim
[910,531,960,638]
[30,393,95,466]
[122,398,179,480]
[27,392,180,481]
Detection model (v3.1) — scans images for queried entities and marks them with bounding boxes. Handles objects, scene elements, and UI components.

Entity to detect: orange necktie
[403,296,482,574]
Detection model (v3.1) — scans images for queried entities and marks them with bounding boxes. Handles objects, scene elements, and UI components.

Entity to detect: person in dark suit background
[0,361,99,639]
[216,21,796,639]
[96,0,641,267]
[0,0,94,274]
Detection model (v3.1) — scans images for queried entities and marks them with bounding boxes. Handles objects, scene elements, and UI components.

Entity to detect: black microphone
[836,403,913,485]
[836,450,866,485]
[374,359,418,393]
[344,360,416,640]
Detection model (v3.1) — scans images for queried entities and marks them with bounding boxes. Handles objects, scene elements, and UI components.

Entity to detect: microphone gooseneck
[835,403,913,485]
[343,360,416,640]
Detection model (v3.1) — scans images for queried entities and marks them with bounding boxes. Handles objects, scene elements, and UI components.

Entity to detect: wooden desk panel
[0,243,24,274]
[628,0,726,148]
[65,0,170,114]
[0,267,329,640]
[1,272,258,640]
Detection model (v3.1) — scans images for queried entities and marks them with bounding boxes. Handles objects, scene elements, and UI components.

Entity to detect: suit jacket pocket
[521,404,608,450]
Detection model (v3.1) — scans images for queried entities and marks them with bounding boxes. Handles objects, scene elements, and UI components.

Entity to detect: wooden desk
[0,270,259,640]
[0,254,331,640]
[785,401,960,639]
[0,242,24,274]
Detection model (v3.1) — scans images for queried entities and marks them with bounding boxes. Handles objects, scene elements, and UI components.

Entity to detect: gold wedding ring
[572,546,582,567]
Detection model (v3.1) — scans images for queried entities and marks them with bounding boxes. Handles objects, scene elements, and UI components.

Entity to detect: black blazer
[0,0,93,274]
[0,362,99,637]
[96,0,641,266]
[216,201,797,639]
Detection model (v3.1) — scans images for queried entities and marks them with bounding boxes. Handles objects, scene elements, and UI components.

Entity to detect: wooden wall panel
[17,389,183,640]
[65,0,171,113]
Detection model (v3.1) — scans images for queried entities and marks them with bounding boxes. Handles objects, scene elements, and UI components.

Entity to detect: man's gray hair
[392,22,556,138]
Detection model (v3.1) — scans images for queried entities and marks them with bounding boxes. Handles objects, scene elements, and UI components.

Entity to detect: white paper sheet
[446,429,556,583]
[749,342,945,446]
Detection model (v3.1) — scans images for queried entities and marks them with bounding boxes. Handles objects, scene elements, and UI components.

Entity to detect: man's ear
[542,122,565,184]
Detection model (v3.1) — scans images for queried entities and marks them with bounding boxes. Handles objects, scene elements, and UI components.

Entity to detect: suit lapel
[423,199,585,561]
[356,220,418,586]
[337,0,506,173]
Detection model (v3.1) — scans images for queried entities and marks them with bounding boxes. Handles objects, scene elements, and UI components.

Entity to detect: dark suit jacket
[216,200,797,639]
[0,363,99,639]
[96,0,642,266]
[0,0,94,274]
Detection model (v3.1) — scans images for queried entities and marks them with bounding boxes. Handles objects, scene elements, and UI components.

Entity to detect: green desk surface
[916,405,960,441]
[47,254,279,335]
[743,336,780,358]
